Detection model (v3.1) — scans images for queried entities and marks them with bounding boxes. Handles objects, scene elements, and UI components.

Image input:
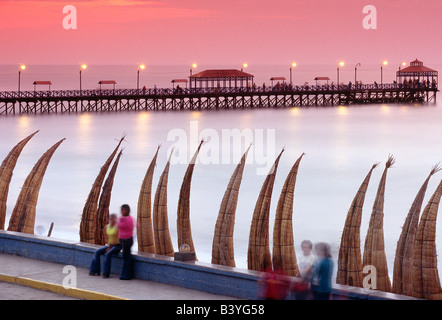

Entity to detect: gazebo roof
[171,79,188,83]
[398,59,437,74]
[314,77,330,81]
[190,69,254,79]
[98,80,117,85]
[270,77,286,81]
[33,81,52,85]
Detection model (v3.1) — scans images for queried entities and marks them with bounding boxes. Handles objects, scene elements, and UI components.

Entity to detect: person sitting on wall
[89,213,122,278]
[118,204,135,280]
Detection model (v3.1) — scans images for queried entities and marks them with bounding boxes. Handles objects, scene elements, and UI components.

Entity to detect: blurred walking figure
[258,268,289,300]
[290,240,316,299]
[118,204,135,280]
[89,213,121,278]
[311,242,333,300]
[297,240,316,279]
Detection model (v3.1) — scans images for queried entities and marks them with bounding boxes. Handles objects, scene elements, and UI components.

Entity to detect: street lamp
[137,64,145,90]
[190,63,197,76]
[337,61,344,88]
[18,64,26,93]
[397,62,407,83]
[290,62,297,87]
[381,61,388,85]
[189,63,197,89]
[80,64,87,92]
[354,63,361,86]
[241,63,248,72]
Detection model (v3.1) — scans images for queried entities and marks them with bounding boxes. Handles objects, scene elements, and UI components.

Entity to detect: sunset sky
[0,0,441,66]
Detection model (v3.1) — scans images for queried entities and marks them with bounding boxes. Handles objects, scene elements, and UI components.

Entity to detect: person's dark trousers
[89,246,107,275]
[313,291,331,300]
[120,237,134,280]
[103,244,122,277]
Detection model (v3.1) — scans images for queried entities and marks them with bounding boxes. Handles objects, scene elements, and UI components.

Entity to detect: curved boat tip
[272,152,305,277]
[0,130,40,230]
[212,146,251,267]
[137,146,161,253]
[337,162,378,287]
[177,140,204,258]
[247,149,284,272]
[7,138,65,234]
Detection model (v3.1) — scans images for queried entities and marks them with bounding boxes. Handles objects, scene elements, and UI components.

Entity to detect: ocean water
[0,65,441,280]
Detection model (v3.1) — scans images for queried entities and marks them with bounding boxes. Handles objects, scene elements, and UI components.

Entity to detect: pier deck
[0,84,437,116]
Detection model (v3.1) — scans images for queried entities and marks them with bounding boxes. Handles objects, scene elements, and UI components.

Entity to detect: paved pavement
[0,282,79,300]
[0,253,237,300]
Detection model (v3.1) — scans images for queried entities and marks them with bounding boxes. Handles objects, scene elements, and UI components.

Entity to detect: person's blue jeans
[89,244,122,276]
[120,237,134,280]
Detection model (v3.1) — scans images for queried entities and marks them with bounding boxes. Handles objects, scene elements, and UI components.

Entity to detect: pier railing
[0,82,437,115]
[0,82,437,100]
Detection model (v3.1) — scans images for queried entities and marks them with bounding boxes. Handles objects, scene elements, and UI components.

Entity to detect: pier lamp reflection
[381,104,390,114]
[137,111,150,124]
[78,114,92,152]
[136,112,152,152]
[337,105,348,116]
[290,107,300,116]
[79,113,91,126]
[190,111,201,120]
[18,116,30,132]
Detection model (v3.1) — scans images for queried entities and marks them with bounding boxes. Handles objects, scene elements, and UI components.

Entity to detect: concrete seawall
[0,230,415,300]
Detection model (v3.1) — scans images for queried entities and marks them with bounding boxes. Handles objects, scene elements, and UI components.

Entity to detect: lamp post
[189,63,197,90]
[18,64,26,94]
[137,64,145,90]
[80,64,87,92]
[290,62,297,87]
[337,61,344,89]
[381,61,388,85]
[354,63,361,86]
[241,63,249,88]
[397,62,406,83]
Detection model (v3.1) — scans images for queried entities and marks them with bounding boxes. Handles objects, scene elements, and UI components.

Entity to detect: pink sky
[0,0,441,66]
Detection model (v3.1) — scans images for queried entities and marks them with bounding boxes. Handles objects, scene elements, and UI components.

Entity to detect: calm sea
[0,64,441,278]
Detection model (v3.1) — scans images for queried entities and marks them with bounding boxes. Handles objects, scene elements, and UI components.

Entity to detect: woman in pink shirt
[118,204,135,280]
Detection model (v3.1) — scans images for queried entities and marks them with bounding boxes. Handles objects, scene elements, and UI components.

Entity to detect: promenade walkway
[0,282,78,300]
[0,253,238,300]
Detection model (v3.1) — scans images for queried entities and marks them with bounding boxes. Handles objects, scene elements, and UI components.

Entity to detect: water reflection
[381,104,391,114]
[135,111,152,153]
[17,115,31,137]
[77,113,92,154]
[337,105,348,116]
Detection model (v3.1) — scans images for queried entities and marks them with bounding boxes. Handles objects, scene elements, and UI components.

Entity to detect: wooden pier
[0,84,438,116]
